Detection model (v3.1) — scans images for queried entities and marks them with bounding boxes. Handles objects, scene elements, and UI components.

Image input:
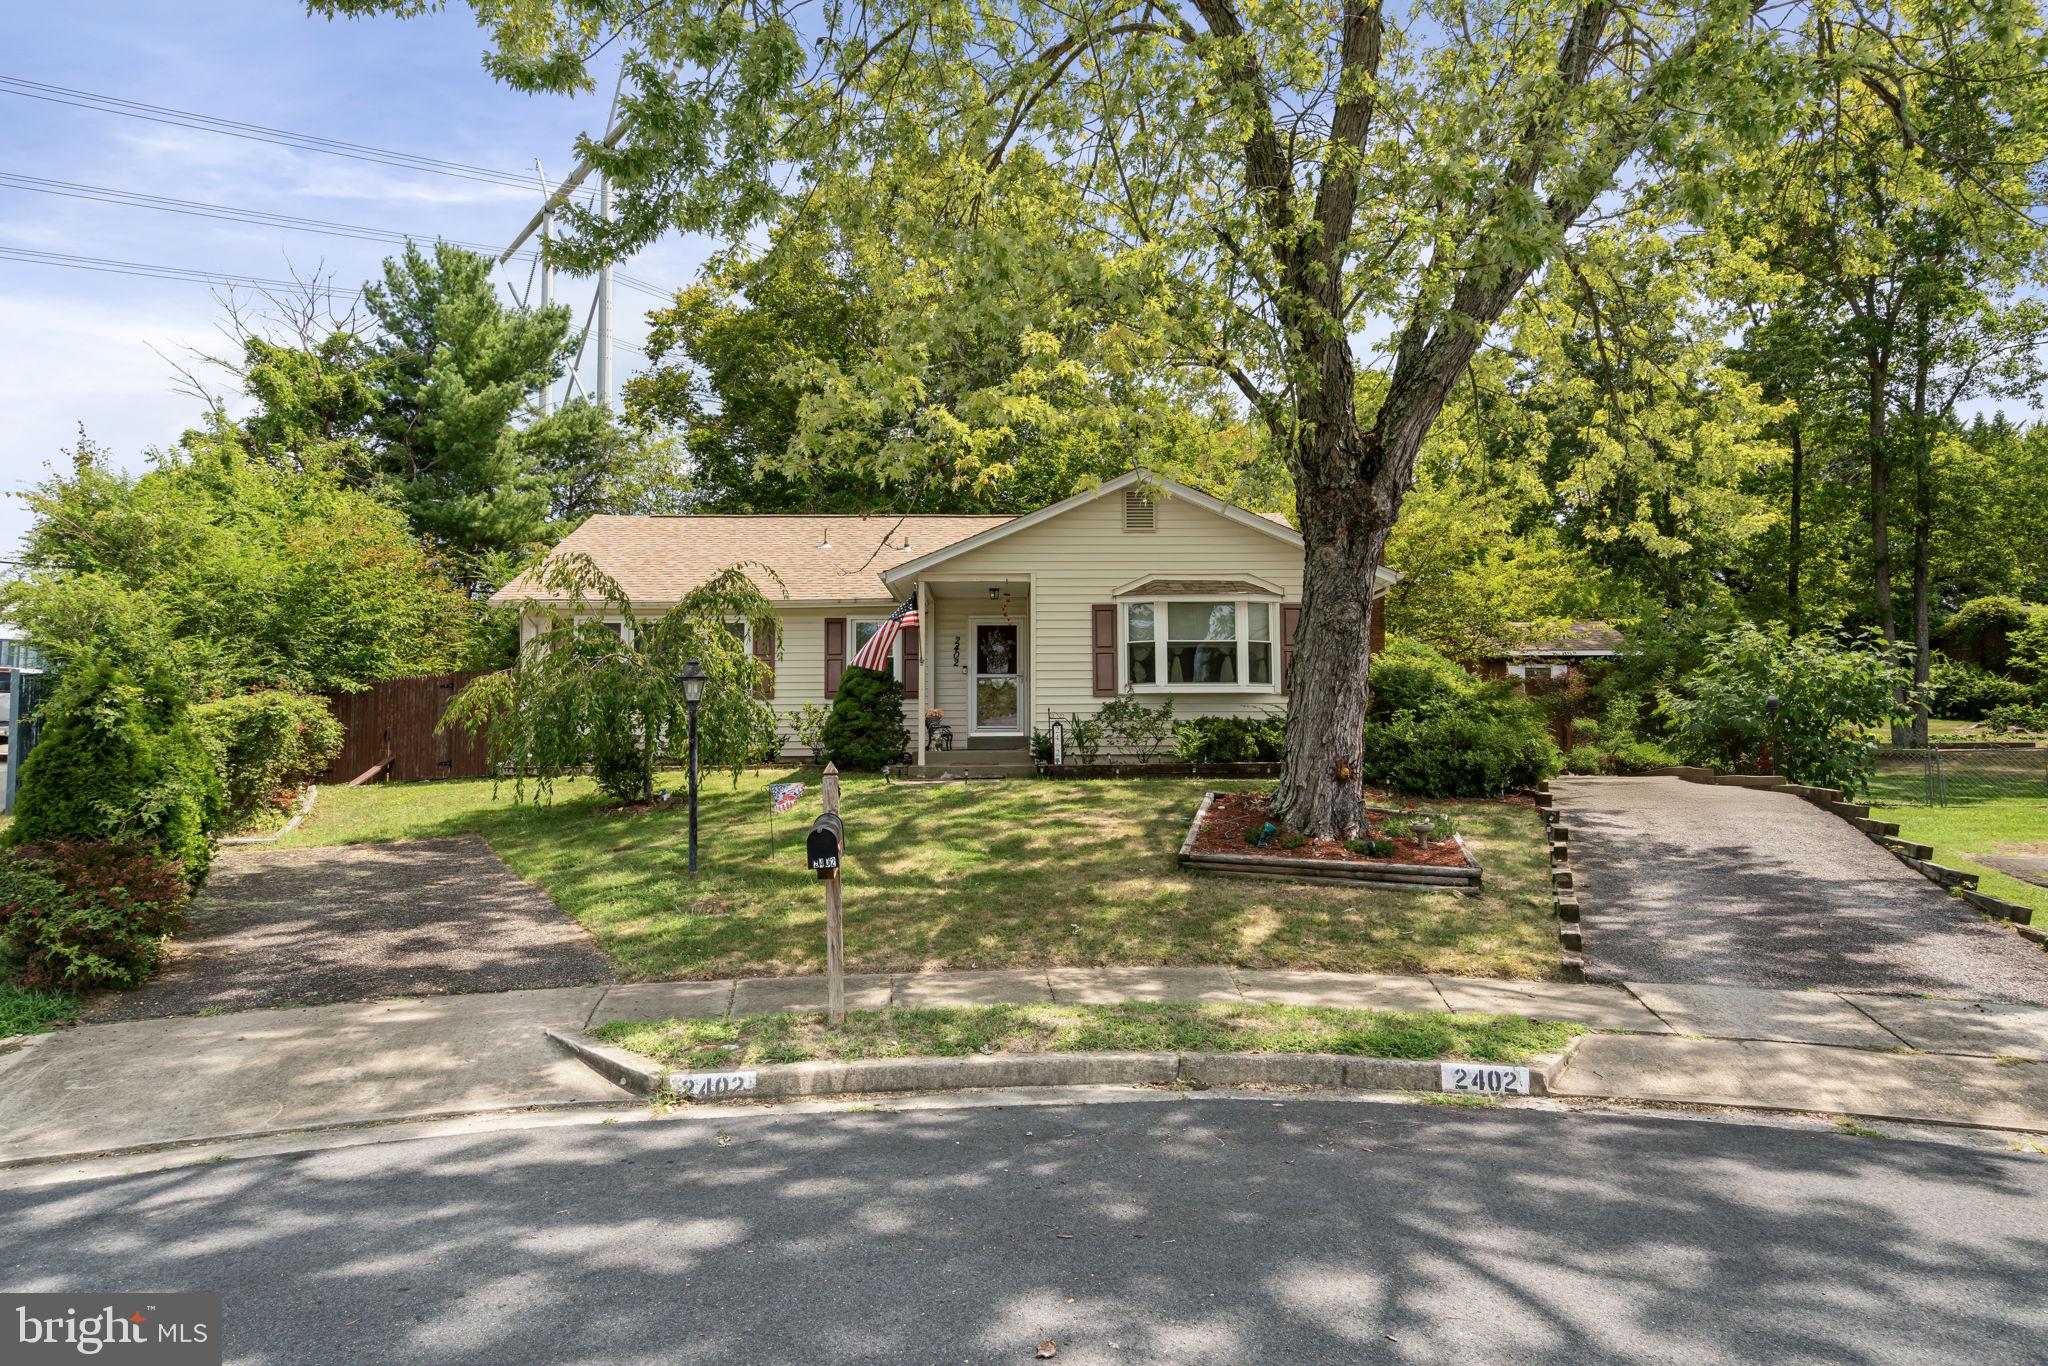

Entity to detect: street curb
[544,1028,1579,1102]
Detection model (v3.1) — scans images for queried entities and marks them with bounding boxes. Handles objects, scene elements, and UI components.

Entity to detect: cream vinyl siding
[761,604,920,756]
[917,490,1304,733]
[523,602,913,759]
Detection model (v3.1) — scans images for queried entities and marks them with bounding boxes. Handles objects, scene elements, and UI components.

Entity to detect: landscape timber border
[1176,791,1484,890]
[1532,784,1585,981]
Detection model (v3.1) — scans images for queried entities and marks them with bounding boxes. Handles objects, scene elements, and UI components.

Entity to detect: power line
[0,74,596,203]
[0,170,673,300]
[0,171,534,260]
[0,245,363,298]
[0,246,660,350]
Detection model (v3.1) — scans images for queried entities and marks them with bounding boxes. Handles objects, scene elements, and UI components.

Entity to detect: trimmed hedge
[1361,710,1561,798]
[191,691,344,829]
[0,840,190,991]
[820,666,909,770]
[1359,639,1562,797]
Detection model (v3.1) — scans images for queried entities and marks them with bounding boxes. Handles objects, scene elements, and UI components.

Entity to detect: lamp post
[678,659,708,876]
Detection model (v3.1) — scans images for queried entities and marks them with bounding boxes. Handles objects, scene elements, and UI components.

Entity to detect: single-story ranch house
[494,471,1396,768]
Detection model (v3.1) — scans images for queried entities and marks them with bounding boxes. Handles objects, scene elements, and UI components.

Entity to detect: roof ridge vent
[1122,488,1156,532]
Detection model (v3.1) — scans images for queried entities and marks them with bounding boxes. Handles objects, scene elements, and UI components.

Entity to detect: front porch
[912,577,1032,768]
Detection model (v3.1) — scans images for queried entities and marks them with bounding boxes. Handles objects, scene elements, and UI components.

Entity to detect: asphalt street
[3,1096,2042,1364]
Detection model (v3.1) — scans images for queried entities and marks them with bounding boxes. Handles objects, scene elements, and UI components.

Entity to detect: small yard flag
[771,782,805,813]
[851,592,919,672]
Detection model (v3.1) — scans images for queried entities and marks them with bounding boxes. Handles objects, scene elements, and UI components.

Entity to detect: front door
[970,621,1023,734]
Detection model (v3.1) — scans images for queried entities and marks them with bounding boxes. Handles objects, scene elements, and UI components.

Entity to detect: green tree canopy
[627,177,1288,513]
[4,427,485,695]
[323,0,2048,832]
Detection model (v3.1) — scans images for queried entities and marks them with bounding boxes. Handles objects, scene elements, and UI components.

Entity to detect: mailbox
[806,812,844,877]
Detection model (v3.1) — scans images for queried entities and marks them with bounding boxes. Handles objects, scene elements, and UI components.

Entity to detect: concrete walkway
[5,969,2047,1166]
[1554,776,2048,1001]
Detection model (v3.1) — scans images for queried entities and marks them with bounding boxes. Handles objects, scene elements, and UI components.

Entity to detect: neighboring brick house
[494,470,1397,765]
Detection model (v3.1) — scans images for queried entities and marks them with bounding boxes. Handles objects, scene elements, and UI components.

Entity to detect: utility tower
[501,107,630,409]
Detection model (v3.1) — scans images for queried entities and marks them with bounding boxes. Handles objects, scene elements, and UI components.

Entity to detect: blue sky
[0,0,712,554]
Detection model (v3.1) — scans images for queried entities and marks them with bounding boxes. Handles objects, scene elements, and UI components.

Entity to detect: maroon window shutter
[1091,605,1117,696]
[1368,597,1386,655]
[901,626,920,698]
[824,618,846,696]
[1280,603,1302,692]
[752,619,776,699]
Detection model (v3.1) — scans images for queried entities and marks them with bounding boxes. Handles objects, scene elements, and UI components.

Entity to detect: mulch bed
[1190,790,1471,868]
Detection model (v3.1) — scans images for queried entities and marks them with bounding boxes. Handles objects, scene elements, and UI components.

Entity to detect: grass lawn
[282,772,1558,982]
[0,983,78,1036]
[1868,797,2048,920]
[595,1002,1583,1069]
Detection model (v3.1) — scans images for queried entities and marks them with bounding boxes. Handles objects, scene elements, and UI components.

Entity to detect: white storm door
[969,620,1023,734]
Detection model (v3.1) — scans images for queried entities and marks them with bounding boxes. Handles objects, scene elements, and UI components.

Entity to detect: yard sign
[768,781,806,854]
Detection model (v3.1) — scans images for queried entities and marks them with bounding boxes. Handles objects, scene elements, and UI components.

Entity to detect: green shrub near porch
[821,666,909,770]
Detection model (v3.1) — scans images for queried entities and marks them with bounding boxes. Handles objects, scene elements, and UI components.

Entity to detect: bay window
[1123,597,1279,691]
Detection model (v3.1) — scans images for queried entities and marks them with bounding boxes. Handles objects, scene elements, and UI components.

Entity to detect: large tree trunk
[1908,326,1933,748]
[1786,421,1804,635]
[1273,425,1390,839]
[1273,327,1475,838]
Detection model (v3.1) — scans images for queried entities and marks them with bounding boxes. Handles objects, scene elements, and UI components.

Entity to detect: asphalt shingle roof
[492,513,1015,606]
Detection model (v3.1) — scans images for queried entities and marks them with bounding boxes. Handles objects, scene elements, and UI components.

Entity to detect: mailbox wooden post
[820,763,845,1022]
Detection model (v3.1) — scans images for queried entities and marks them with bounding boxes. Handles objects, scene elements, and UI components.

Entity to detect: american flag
[851,592,919,672]
[771,782,805,813]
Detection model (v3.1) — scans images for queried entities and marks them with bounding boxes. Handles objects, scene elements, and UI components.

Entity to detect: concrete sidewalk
[0,989,621,1164]
[5,968,2046,1166]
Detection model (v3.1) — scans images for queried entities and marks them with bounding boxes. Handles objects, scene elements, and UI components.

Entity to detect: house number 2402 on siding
[1438,1063,1530,1096]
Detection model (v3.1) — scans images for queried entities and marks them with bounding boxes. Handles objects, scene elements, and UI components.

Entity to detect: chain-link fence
[1868,745,2048,807]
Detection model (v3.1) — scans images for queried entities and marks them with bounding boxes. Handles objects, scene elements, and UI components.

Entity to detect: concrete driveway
[1555,777,2048,1002]
[86,837,616,1021]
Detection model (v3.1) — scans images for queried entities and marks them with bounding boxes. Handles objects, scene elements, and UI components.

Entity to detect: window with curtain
[1123,598,1279,691]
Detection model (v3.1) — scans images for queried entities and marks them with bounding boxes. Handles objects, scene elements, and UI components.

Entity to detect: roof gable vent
[1122,489,1156,533]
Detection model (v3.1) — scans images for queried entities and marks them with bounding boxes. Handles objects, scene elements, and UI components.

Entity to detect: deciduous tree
[322,0,2045,832]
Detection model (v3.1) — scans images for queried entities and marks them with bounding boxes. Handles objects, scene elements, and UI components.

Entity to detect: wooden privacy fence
[321,671,495,784]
